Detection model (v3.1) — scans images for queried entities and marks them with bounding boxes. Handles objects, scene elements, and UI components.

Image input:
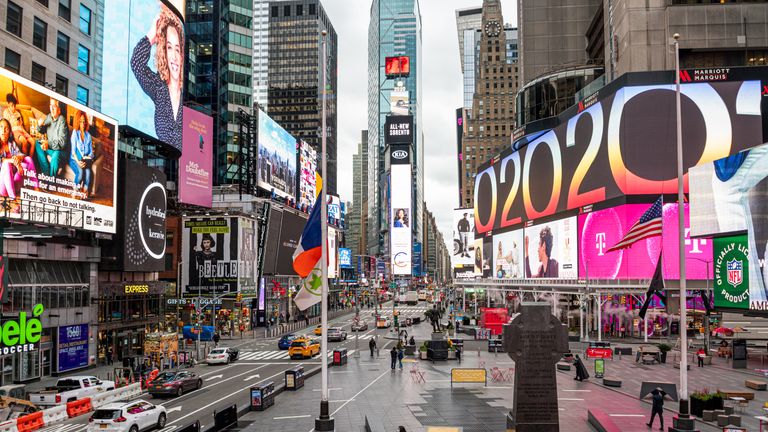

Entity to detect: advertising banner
[390,87,409,116]
[385,56,410,78]
[328,195,341,221]
[578,203,713,280]
[58,324,88,372]
[714,235,751,310]
[390,146,412,275]
[493,229,524,278]
[102,0,185,152]
[412,242,422,277]
[329,227,338,279]
[453,209,475,278]
[339,248,352,268]
[120,160,167,271]
[385,115,413,145]
[179,107,212,207]
[0,68,118,233]
[258,110,296,199]
[274,210,306,276]
[474,78,764,235]
[239,218,257,292]
[523,216,578,278]
[182,217,242,294]
[298,140,317,209]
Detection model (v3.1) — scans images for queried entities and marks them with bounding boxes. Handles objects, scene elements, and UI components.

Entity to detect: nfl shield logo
[727,258,743,287]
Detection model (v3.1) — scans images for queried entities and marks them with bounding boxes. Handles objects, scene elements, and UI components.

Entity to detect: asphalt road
[37,302,431,432]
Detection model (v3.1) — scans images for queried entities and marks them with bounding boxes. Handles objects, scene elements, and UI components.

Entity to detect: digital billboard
[523,216,578,278]
[298,140,317,209]
[713,235,750,310]
[0,68,118,233]
[339,248,352,268]
[274,210,306,276]
[385,56,410,78]
[452,208,475,278]
[328,194,341,221]
[385,115,413,145]
[179,107,212,207]
[578,203,713,280]
[257,110,297,200]
[474,77,764,236]
[390,146,412,275]
[493,229,523,279]
[103,0,185,152]
[391,87,409,116]
[328,227,338,279]
[120,160,167,271]
[58,324,88,373]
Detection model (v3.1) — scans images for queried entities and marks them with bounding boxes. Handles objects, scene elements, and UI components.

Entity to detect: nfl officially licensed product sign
[714,235,750,310]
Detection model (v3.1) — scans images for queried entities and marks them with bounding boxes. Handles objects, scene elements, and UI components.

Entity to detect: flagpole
[674,32,693,429]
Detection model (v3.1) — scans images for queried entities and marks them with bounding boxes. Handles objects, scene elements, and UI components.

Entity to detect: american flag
[606,197,663,253]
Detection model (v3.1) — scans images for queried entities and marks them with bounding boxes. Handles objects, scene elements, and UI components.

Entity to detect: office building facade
[265,0,338,194]
[1,0,104,109]
[367,0,423,262]
[349,130,369,262]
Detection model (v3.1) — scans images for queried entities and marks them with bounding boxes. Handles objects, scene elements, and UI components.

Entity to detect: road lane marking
[609,414,645,417]
[563,389,591,392]
[273,415,311,420]
[312,387,342,391]
[558,398,584,401]
[159,365,268,408]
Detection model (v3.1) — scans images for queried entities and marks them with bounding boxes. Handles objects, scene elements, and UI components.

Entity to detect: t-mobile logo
[684,228,707,254]
[596,232,607,256]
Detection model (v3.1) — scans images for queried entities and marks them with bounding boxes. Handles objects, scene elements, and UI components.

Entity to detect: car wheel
[129,425,139,432]
[177,386,183,397]
[156,413,167,429]
[226,357,230,365]
[197,380,202,390]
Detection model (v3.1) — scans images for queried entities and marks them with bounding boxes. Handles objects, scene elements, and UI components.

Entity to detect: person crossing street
[369,338,377,357]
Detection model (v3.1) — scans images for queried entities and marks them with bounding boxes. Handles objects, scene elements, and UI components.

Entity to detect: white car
[206,347,238,365]
[88,401,167,432]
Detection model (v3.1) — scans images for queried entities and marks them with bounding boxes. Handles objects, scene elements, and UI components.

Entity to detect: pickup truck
[28,376,115,407]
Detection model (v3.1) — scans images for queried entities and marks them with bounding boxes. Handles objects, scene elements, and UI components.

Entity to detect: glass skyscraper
[367,0,422,262]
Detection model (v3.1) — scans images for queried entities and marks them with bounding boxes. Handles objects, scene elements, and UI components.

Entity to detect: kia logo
[392,150,408,159]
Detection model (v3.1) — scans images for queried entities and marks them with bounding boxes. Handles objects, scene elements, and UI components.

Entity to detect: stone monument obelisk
[504,302,568,431]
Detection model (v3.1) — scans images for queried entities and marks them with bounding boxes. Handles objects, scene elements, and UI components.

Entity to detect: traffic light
[236,293,243,302]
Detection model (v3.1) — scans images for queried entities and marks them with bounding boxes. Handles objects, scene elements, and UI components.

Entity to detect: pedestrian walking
[107,347,113,365]
[646,388,667,430]
[213,333,220,347]
[456,346,461,363]
[397,346,404,369]
[390,347,398,370]
[369,338,377,357]
[573,355,589,381]
[697,347,706,367]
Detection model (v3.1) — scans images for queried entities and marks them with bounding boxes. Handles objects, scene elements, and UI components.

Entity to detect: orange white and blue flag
[293,190,323,310]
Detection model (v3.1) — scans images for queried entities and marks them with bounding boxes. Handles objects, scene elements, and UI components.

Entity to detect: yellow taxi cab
[289,337,320,359]
[313,325,322,335]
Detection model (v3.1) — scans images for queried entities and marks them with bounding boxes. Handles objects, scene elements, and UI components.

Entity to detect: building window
[79,4,91,35]
[4,49,20,74]
[33,17,47,50]
[271,6,278,17]
[76,85,88,106]
[309,3,316,14]
[284,5,290,16]
[297,4,303,15]
[57,32,70,63]
[55,74,68,96]
[36,0,49,6]
[31,62,46,85]
[58,0,71,21]
[77,45,90,74]
[6,1,22,37]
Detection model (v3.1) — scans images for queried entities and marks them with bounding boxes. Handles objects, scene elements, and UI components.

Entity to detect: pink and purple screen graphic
[179,107,214,207]
[578,203,712,280]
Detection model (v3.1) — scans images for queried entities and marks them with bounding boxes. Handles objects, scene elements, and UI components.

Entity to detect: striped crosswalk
[238,349,356,361]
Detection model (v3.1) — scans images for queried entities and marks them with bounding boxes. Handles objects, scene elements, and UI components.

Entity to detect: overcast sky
[321,0,517,249]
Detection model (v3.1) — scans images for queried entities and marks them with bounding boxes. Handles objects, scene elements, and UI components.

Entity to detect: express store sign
[474,75,765,234]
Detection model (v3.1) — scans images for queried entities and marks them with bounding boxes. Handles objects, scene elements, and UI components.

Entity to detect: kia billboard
[578,203,713,280]
[523,216,578,279]
[385,115,413,145]
[474,75,765,236]
[102,0,185,152]
[390,146,412,275]
[179,107,212,207]
[257,110,296,200]
[0,68,117,233]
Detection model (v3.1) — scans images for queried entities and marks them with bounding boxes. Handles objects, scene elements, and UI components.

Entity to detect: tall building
[265,0,338,193]
[252,0,270,109]
[1,0,104,109]
[186,0,253,185]
[367,0,423,260]
[459,0,518,209]
[456,7,482,110]
[348,130,369,261]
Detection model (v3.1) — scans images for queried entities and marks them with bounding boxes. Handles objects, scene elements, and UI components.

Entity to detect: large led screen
[329,227,338,279]
[274,210,305,276]
[390,146,412,276]
[0,68,117,233]
[452,208,475,278]
[578,203,713,280]
[103,0,185,152]
[257,110,297,200]
[493,229,524,279]
[179,107,213,207]
[474,79,764,235]
[298,140,317,209]
[524,217,578,278]
[121,160,166,271]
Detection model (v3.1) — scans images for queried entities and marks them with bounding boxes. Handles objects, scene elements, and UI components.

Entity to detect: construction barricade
[66,398,92,418]
[41,405,68,425]
[0,420,18,432]
[16,412,44,432]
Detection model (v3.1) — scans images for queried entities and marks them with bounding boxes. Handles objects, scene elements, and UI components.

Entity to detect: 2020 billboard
[474,78,764,235]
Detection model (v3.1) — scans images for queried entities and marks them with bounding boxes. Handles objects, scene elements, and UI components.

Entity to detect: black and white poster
[122,160,167,271]
[182,216,241,294]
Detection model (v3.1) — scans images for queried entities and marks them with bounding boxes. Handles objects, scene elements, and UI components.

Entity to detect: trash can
[332,348,348,366]
[285,366,305,390]
[249,381,275,411]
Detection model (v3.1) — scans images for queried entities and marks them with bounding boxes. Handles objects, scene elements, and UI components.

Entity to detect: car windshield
[152,372,176,382]
[291,341,306,348]
[210,349,226,354]
[56,379,81,389]
[92,409,121,420]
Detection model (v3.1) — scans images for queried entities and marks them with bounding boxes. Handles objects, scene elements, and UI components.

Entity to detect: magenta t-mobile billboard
[179,107,213,207]
[578,203,712,280]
